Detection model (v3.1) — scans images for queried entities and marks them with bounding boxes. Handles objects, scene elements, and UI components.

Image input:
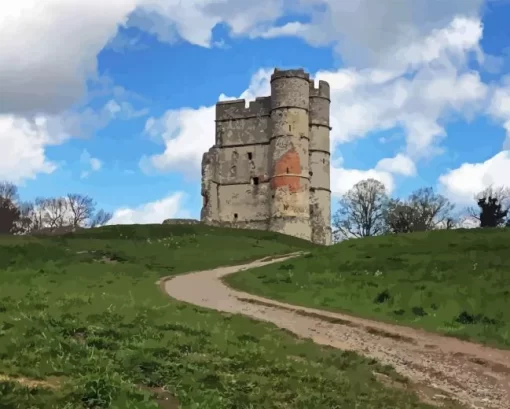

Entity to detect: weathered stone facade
[200,68,331,245]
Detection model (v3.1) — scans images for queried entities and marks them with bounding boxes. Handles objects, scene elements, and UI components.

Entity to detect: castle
[200,68,331,245]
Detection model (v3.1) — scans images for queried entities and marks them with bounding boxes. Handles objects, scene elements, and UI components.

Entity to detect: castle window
[286,167,289,174]
[289,125,291,131]
[252,177,259,185]
[247,152,253,160]
[234,213,238,219]
[309,171,313,176]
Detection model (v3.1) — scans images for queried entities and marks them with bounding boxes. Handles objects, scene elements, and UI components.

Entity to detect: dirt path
[160,253,510,409]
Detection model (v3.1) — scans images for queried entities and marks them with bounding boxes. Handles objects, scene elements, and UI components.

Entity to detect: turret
[268,69,311,240]
[309,79,332,245]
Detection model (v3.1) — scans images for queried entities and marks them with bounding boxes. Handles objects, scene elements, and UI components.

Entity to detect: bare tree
[0,197,20,234]
[13,201,38,234]
[31,197,47,230]
[409,187,454,230]
[333,178,388,240]
[0,181,19,203]
[90,209,113,227]
[40,197,69,229]
[67,193,96,227]
[384,187,454,233]
[0,184,112,234]
[383,199,416,234]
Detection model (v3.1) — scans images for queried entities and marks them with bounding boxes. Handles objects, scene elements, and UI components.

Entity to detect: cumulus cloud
[317,17,488,158]
[329,153,417,196]
[375,154,416,177]
[3,0,508,199]
[0,98,146,184]
[1,0,487,116]
[0,115,65,184]
[141,68,273,176]
[255,0,485,68]
[487,76,510,148]
[80,150,102,179]
[141,15,489,186]
[438,150,510,204]
[0,0,285,116]
[0,0,139,115]
[108,192,190,224]
[331,166,395,196]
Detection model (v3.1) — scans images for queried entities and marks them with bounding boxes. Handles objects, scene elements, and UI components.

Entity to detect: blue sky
[2,0,510,224]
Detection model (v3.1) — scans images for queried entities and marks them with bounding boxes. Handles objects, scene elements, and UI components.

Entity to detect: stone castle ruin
[200,68,331,245]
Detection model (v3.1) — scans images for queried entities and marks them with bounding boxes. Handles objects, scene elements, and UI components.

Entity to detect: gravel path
[159,253,510,409]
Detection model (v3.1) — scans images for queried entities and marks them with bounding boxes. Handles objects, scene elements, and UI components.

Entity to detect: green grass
[226,228,510,349]
[0,224,448,408]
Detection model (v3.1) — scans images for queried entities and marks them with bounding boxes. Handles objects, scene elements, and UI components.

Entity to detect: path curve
[159,253,510,409]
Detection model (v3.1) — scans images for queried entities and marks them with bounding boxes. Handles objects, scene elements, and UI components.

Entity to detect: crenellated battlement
[309,80,331,100]
[271,68,310,82]
[216,96,271,121]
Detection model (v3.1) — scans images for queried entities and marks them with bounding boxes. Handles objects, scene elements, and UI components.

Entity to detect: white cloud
[255,0,485,68]
[2,0,486,116]
[331,166,395,196]
[80,150,102,179]
[141,68,273,176]
[375,154,416,176]
[317,17,488,158]
[438,150,510,204]
[0,0,139,115]
[0,97,146,184]
[487,76,510,148]
[4,0,509,200]
[141,16,489,186]
[0,115,65,184]
[141,105,216,176]
[108,192,190,224]
[329,153,417,197]
[0,0,290,116]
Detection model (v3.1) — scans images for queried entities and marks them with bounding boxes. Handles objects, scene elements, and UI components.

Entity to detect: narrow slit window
[247,152,253,160]
[286,167,289,174]
[252,177,259,185]
[234,213,238,219]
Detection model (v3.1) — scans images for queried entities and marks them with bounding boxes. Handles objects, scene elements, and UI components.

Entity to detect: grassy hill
[0,224,448,409]
[226,227,510,349]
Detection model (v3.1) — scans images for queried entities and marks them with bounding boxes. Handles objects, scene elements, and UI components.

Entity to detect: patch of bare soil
[138,385,180,409]
[0,374,63,390]
[0,374,180,408]
[160,253,510,409]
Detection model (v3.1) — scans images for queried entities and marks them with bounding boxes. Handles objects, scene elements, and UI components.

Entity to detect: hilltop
[0,224,448,409]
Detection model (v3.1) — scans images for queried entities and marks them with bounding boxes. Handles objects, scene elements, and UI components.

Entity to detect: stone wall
[162,219,201,225]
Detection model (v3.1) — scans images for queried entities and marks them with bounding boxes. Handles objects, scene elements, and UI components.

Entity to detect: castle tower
[309,79,332,245]
[268,69,312,240]
[200,67,331,245]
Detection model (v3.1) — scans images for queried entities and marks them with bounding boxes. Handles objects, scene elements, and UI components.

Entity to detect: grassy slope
[226,228,510,349]
[0,224,446,409]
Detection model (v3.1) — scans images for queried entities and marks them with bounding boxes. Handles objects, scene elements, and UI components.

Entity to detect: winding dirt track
[159,253,510,409]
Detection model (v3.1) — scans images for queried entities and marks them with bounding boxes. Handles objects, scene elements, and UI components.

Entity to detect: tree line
[333,179,510,241]
[0,181,112,235]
